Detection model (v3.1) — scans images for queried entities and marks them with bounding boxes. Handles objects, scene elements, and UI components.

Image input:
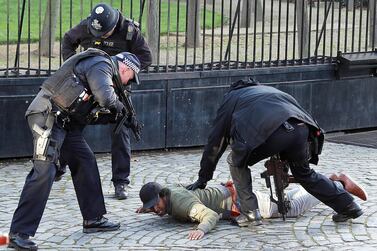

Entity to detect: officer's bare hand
[188,229,205,240]
[135,206,153,213]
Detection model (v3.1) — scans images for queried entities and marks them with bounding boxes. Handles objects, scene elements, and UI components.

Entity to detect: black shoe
[83,216,120,233]
[54,168,66,182]
[114,184,128,200]
[332,201,363,222]
[8,233,38,251]
[232,214,251,227]
[232,209,263,227]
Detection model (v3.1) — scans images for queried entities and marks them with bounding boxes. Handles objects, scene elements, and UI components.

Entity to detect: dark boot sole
[249,219,263,227]
[8,242,38,251]
[236,222,250,227]
[83,225,120,234]
[230,219,249,227]
[233,220,263,227]
[115,194,128,200]
[332,209,364,222]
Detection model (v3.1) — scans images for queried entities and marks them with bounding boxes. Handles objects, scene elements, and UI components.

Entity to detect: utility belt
[52,98,100,128]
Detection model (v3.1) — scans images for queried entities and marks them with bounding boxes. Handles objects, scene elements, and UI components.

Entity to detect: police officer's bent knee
[8,49,141,251]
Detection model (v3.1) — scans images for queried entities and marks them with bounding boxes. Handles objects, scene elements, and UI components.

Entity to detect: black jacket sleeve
[129,27,152,70]
[84,60,120,110]
[62,20,88,61]
[198,95,234,182]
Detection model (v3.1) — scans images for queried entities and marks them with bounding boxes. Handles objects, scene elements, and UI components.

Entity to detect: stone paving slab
[0,142,376,250]
[327,131,377,149]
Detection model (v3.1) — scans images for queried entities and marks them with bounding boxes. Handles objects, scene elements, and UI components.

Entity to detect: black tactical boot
[83,217,120,233]
[232,209,263,227]
[332,201,363,222]
[8,233,38,251]
[54,166,67,182]
[54,171,65,182]
[114,184,128,200]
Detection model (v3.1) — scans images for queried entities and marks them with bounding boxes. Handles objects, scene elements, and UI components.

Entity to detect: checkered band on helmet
[114,52,141,74]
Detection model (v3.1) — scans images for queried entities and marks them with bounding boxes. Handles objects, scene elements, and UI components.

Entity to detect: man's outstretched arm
[187,203,220,240]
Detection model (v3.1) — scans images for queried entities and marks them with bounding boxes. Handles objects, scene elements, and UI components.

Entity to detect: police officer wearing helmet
[7,49,141,251]
[62,3,152,200]
[62,3,152,68]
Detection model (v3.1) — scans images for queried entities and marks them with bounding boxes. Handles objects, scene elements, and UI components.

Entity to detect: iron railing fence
[0,0,376,77]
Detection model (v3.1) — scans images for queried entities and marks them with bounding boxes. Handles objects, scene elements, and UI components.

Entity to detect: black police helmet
[139,182,162,209]
[88,3,119,38]
[112,52,141,85]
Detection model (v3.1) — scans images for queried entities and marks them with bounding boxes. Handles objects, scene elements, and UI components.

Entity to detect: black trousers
[59,118,131,186]
[110,124,131,186]
[228,119,354,214]
[10,113,106,237]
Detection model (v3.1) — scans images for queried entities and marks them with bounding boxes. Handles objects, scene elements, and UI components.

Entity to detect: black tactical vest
[81,17,137,56]
[42,48,114,113]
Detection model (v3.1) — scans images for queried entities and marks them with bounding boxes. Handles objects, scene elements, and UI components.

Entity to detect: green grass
[0,0,226,44]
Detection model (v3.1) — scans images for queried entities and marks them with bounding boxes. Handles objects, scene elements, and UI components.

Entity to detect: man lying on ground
[136,173,367,240]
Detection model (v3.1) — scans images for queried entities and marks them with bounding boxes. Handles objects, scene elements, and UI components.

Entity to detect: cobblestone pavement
[0,142,376,250]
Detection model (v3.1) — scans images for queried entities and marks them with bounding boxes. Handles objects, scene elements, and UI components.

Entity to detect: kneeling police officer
[8,48,141,250]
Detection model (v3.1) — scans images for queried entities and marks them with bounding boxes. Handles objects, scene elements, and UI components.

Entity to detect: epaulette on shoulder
[125,18,140,40]
[125,18,140,28]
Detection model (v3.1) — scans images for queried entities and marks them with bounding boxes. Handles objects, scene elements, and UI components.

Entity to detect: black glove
[124,115,139,128]
[186,178,207,190]
[124,115,144,141]
[108,101,125,122]
[110,100,125,115]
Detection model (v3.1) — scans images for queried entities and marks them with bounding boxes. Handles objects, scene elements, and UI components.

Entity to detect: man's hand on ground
[186,179,207,190]
[188,229,205,240]
[135,207,153,213]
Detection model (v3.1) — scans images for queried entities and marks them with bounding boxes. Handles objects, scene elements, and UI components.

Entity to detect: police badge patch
[95,6,104,14]
[91,19,102,30]
[126,24,134,40]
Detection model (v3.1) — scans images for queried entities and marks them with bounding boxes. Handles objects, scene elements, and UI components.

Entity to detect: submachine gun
[111,64,143,141]
[260,155,296,220]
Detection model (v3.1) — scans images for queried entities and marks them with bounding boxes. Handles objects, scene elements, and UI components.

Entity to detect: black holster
[308,128,324,165]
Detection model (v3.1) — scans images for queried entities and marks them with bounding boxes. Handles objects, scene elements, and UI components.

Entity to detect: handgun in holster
[32,114,55,161]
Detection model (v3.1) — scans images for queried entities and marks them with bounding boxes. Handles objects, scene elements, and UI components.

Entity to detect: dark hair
[158,188,171,199]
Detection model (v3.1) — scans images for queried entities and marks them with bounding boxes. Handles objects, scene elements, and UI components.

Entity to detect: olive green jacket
[166,186,231,234]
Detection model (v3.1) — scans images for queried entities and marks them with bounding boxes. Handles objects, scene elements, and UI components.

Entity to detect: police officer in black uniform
[8,49,141,251]
[187,78,363,226]
[61,3,152,199]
